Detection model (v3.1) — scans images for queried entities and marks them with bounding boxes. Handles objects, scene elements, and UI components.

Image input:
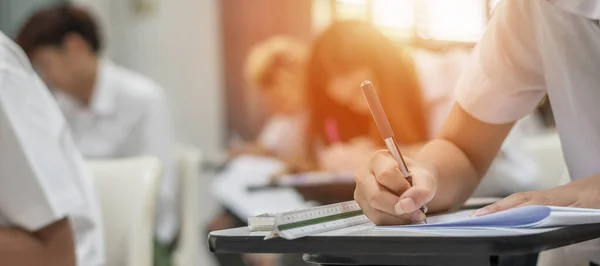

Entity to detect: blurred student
[305,20,539,196]
[230,36,308,164]
[16,4,179,254]
[0,30,104,265]
[211,36,308,266]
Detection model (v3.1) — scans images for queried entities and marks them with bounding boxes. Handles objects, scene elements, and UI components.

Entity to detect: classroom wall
[0,0,66,36]
[73,0,225,157]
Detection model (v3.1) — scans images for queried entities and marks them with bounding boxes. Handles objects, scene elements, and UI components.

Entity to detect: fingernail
[395,198,417,215]
[394,202,404,215]
[471,208,489,217]
[411,211,426,222]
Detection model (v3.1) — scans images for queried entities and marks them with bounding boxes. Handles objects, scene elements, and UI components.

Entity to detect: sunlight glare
[372,0,414,28]
[420,0,486,42]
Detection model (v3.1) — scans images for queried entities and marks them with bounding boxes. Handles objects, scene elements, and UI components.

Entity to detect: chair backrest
[88,157,161,266]
[172,147,203,266]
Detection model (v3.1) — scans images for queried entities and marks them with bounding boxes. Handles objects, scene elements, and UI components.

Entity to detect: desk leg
[304,254,494,266]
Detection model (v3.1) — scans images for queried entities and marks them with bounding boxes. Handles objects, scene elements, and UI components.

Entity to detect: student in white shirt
[212,36,308,266]
[353,0,600,264]
[231,36,308,167]
[16,4,178,250]
[412,49,542,197]
[0,30,104,266]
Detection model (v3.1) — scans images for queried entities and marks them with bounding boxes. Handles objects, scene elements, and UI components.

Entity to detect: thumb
[396,186,434,215]
[395,168,436,214]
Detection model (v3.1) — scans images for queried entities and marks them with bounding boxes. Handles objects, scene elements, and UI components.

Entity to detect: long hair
[305,20,429,155]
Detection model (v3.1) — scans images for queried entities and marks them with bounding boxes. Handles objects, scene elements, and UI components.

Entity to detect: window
[313,0,495,44]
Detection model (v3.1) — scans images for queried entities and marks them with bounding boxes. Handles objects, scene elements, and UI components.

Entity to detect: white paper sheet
[378,205,600,230]
[211,155,310,219]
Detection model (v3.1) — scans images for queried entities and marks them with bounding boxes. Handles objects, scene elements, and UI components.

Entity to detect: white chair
[88,157,162,266]
[173,147,203,266]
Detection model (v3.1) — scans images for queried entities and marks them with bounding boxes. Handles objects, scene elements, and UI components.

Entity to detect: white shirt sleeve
[257,114,306,158]
[0,66,85,232]
[257,115,288,151]
[455,0,547,124]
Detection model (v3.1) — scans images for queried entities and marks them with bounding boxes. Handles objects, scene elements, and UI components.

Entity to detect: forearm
[417,139,480,213]
[416,104,513,213]
[0,219,76,266]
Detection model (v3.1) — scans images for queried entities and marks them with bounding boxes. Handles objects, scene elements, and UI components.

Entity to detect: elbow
[36,218,77,266]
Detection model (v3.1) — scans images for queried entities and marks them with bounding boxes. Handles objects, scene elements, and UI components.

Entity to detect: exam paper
[378,205,600,230]
[211,155,309,219]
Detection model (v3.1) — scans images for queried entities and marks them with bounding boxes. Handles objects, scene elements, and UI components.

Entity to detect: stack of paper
[378,205,600,230]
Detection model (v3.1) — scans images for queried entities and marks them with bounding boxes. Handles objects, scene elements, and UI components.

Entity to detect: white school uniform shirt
[54,60,179,244]
[257,113,307,158]
[456,0,600,182]
[458,0,600,263]
[414,49,540,197]
[0,32,104,266]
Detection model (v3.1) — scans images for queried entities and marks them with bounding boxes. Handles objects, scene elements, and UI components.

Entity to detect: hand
[472,174,600,217]
[353,150,437,225]
[318,138,376,173]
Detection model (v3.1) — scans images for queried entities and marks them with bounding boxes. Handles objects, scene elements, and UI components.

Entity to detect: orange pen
[361,80,428,223]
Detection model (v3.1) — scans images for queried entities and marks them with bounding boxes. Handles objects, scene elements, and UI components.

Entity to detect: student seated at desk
[16,4,179,258]
[354,0,600,265]
[229,36,308,167]
[211,36,308,266]
[0,30,104,266]
[304,20,540,197]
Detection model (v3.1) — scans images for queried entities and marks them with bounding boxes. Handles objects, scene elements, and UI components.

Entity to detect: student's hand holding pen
[354,150,436,225]
[356,80,431,225]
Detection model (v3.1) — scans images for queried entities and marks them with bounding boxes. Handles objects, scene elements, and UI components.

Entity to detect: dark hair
[305,20,429,152]
[16,4,101,56]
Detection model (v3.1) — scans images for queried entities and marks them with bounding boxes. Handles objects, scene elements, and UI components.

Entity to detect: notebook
[378,205,600,230]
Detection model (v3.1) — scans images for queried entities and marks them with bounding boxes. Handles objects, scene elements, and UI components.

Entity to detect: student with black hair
[17,4,179,262]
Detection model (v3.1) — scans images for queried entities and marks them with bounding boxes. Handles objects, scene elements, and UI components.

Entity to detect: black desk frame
[209,224,600,266]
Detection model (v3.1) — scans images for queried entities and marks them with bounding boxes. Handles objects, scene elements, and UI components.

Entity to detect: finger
[354,167,401,215]
[371,150,412,194]
[354,187,414,225]
[515,191,554,207]
[471,192,532,217]
[397,166,436,214]
[397,187,432,215]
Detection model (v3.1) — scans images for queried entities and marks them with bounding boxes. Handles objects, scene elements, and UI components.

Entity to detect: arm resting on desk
[0,218,76,266]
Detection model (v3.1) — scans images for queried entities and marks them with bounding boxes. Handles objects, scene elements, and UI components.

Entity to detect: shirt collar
[89,59,116,116]
[548,0,600,19]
